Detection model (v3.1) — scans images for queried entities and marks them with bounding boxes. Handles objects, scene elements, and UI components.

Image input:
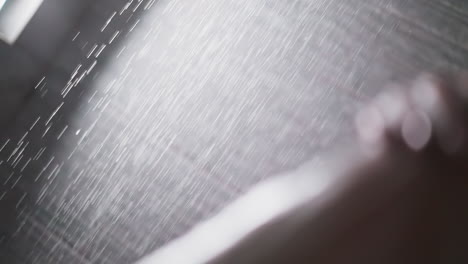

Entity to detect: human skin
[138,73,468,264]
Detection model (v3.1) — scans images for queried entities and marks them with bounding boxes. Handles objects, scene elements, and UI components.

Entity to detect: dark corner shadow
[0,0,154,262]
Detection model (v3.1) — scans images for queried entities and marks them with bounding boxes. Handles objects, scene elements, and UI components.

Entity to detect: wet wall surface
[1,0,468,263]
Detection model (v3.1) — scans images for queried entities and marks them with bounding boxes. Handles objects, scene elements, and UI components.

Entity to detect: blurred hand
[138,72,468,264]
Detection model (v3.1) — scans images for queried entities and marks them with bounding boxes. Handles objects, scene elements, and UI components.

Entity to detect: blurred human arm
[138,73,468,264]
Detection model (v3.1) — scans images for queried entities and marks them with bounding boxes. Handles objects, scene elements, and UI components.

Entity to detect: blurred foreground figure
[138,73,468,264]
